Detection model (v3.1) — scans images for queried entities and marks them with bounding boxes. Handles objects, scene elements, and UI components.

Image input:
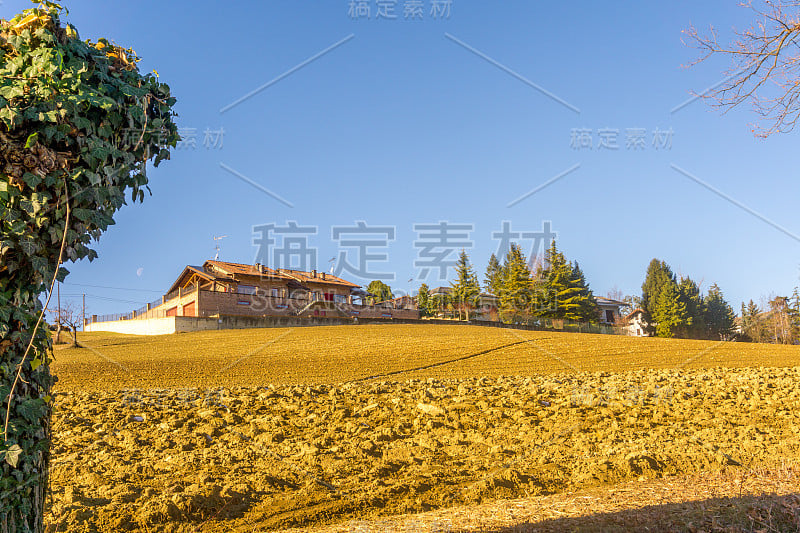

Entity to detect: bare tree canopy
[685,1,800,136]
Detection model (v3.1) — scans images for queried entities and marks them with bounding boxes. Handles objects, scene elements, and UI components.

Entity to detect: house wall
[199,290,297,317]
[86,317,178,335]
[597,305,621,323]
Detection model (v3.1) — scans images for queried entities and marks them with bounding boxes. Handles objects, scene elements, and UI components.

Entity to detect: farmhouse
[625,309,650,336]
[85,260,419,334]
[595,297,626,324]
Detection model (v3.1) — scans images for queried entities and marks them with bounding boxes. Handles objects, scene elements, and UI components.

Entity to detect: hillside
[52,324,800,391]
[44,325,800,531]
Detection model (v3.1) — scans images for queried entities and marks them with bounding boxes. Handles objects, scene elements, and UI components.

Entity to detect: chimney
[321,272,326,280]
[311,270,317,278]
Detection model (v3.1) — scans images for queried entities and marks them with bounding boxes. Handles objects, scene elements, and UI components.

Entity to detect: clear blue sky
[4,0,798,315]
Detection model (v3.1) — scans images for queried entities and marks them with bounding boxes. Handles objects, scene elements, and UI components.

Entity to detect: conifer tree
[788,287,800,342]
[565,262,598,322]
[703,283,736,340]
[484,253,503,296]
[678,276,705,338]
[653,281,689,338]
[741,299,763,342]
[535,242,596,321]
[450,250,480,320]
[536,241,566,318]
[499,243,532,323]
[641,259,676,325]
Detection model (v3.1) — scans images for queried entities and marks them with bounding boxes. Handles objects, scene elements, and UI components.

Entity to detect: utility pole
[82,293,85,333]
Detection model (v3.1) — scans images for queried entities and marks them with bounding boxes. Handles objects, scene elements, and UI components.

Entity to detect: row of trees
[492,242,597,324]
[740,292,800,344]
[640,259,736,339]
[412,243,598,324]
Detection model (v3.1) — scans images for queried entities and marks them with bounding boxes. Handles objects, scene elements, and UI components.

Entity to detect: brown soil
[46,367,800,532]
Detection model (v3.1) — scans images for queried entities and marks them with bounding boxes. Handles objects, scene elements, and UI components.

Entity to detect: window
[334,294,347,304]
[271,288,279,298]
[605,310,615,323]
[237,285,257,295]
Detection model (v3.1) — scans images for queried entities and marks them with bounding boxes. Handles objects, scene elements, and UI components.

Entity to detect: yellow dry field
[52,324,800,391]
[46,324,800,532]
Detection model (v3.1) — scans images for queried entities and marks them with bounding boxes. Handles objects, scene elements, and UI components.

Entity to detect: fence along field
[46,324,800,531]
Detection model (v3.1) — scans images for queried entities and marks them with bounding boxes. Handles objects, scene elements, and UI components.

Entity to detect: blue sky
[4,0,799,315]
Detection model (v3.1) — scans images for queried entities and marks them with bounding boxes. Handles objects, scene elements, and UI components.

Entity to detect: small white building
[625,309,649,336]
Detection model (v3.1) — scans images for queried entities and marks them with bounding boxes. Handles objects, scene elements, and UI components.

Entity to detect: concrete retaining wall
[85,314,622,336]
[85,317,178,335]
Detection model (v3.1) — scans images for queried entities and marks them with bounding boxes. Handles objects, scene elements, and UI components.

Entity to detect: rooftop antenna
[328,256,336,274]
[213,235,228,260]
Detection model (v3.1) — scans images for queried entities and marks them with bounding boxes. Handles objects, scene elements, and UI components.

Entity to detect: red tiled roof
[203,261,360,288]
[274,268,360,288]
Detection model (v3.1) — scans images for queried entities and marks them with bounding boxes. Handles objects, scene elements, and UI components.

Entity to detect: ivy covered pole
[0,3,178,530]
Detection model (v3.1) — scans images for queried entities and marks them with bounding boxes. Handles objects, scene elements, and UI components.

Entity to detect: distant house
[428,286,451,298]
[475,293,499,321]
[625,309,649,336]
[381,294,416,310]
[86,260,419,331]
[595,297,626,324]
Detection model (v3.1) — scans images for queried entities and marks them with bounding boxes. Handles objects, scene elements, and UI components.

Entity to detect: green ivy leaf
[4,445,22,468]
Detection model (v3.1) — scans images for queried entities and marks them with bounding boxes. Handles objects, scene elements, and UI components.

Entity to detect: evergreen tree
[417,283,430,317]
[499,243,533,323]
[565,262,598,322]
[641,259,676,326]
[450,250,481,320]
[789,287,800,342]
[741,299,763,342]
[536,242,596,321]
[678,276,705,338]
[484,253,503,296]
[703,283,736,340]
[536,241,567,318]
[653,281,689,338]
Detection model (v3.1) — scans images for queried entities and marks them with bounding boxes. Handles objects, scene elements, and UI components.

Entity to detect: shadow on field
[351,340,533,382]
[485,492,800,533]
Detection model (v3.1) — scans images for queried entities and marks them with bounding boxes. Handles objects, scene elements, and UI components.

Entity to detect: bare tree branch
[684,1,800,136]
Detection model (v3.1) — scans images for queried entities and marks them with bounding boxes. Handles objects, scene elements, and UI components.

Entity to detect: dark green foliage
[566,262,598,322]
[366,280,393,303]
[789,288,800,341]
[449,250,480,320]
[653,280,688,338]
[641,259,676,326]
[498,243,533,323]
[677,276,705,339]
[0,3,178,530]
[740,301,756,342]
[484,253,503,296]
[703,283,735,340]
[535,242,597,322]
